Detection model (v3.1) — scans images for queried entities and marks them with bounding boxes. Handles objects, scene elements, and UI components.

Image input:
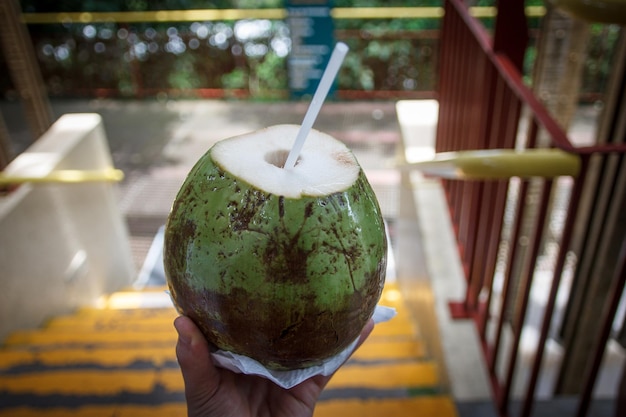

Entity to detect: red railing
[436,1,626,417]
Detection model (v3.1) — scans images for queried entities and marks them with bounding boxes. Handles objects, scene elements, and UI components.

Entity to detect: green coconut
[164,124,387,370]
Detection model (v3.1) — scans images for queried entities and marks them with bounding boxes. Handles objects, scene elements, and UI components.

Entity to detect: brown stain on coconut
[333,151,354,166]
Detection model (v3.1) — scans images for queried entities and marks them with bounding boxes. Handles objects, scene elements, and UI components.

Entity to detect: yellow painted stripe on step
[352,339,426,361]
[7,319,414,347]
[370,318,418,338]
[380,285,408,306]
[158,368,193,391]
[0,338,424,370]
[0,399,456,417]
[4,330,177,347]
[110,286,169,294]
[314,396,458,417]
[40,319,417,339]
[0,406,115,417]
[0,351,32,368]
[76,307,176,317]
[0,347,175,368]
[115,403,188,417]
[45,315,176,330]
[0,339,424,370]
[0,370,157,395]
[0,404,188,417]
[103,291,175,309]
[326,362,439,389]
[45,311,415,336]
[39,322,177,334]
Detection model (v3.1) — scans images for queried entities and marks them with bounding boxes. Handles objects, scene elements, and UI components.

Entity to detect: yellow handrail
[0,168,124,185]
[401,148,581,180]
[20,6,547,24]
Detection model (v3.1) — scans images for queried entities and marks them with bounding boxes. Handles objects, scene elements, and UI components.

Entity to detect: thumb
[174,316,221,410]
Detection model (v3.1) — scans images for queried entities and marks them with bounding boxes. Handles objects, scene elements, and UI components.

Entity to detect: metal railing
[434,1,626,416]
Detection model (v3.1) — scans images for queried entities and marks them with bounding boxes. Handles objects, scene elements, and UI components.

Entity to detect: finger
[174,316,221,408]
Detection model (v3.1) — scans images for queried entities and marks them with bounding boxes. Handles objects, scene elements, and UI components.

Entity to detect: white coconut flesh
[211,124,360,198]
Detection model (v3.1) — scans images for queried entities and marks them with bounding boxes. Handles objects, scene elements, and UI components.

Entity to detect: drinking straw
[283,42,349,169]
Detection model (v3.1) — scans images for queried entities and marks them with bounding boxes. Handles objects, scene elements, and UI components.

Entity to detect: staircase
[0,282,457,417]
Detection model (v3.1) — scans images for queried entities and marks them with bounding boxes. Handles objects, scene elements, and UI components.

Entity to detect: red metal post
[499,179,554,415]
[493,0,528,71]
[519,157,588,417]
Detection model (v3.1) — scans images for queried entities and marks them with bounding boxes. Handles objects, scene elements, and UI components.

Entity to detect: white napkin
[209,305,397,389]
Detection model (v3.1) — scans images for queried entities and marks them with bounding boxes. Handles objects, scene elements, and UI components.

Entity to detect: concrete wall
[0,113,135,340]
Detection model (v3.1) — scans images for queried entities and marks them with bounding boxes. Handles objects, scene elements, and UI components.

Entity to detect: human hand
[174,315,374,417]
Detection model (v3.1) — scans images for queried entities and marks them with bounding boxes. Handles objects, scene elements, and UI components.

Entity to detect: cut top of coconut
[211,124,361,198]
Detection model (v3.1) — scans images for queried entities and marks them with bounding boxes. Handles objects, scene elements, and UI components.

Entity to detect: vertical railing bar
[490,116,540,374]
[465,181,484,310]
[478,88,521,339]
[519,158,589,417]
[473,181,494,318]
[453,180,463,239]
[471,65,503,324]
[471,40,490,153]
[454,18,476,252]
[490,178,529,371]
[446,181,456,228]
[445,180,456,227]
[435,0,451,154]
[440,0,465,241]
[436,0,455,215]
[437,10,449,152]
[472,183,493,297]
[499,178,554,415]
[464,36,498,311]
[446,27,461,246]
[479,179,509,338]
[457,32,483,270]
[449,0,495,53]
[448,8,466,233]
[575,223,626,417]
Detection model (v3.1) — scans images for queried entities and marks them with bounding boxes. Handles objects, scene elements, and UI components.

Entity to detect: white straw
[283,42,349,169]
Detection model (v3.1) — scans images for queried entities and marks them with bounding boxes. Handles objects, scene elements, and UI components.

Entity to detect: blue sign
[286,0,335,99]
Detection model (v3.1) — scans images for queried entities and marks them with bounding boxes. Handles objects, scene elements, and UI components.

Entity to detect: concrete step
[0,398,459,417]
[0,282,458,417]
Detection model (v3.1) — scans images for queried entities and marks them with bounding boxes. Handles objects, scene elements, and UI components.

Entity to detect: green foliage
[254,52,287,91]
[14,0,618,101]
[581,24,622,98]
[168,53,202,89]
[221,67,248,89]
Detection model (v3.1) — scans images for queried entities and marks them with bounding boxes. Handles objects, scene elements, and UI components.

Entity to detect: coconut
[164,124,387,370]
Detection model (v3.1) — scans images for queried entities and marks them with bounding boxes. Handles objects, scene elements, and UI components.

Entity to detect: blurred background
[2,1,626,417]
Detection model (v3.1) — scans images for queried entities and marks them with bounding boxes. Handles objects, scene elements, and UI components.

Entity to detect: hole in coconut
[265,150,300,168]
